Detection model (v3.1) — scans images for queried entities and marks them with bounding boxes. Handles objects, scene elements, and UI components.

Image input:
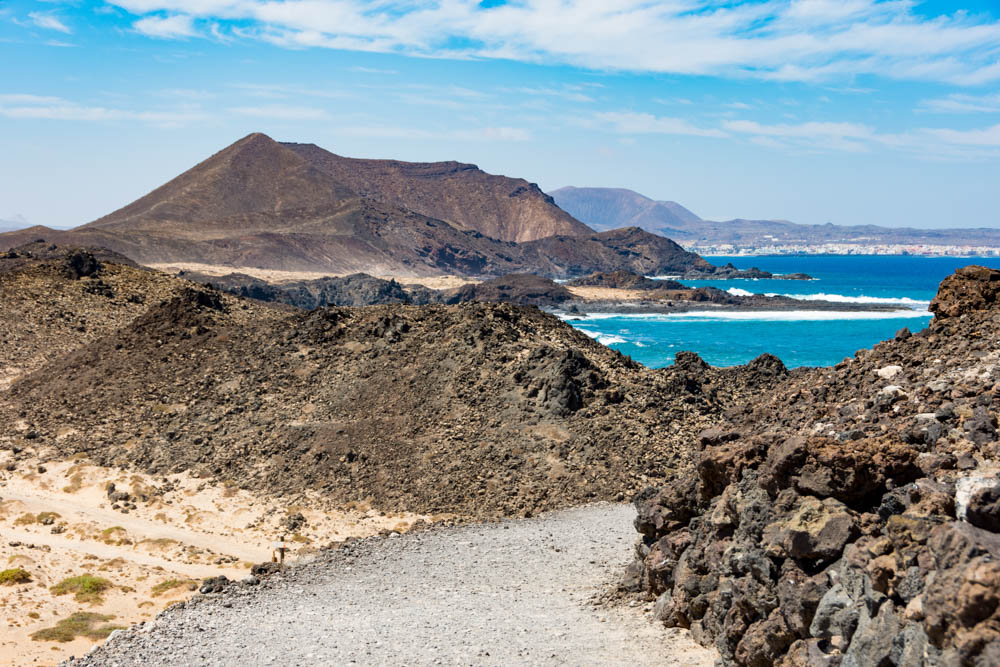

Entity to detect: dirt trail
[74,504,716,666]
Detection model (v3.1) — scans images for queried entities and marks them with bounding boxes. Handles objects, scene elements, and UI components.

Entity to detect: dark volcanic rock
[629,266,1000,666]
[929,265,1000,318]
[566,270,681,290]
[444,273,574,307]
[179,271,436,309]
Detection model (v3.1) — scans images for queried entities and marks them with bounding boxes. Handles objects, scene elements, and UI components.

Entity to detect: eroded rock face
[629,265,1000,666]
[929,265,1000,319]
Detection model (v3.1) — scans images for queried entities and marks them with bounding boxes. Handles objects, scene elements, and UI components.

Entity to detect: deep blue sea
[564,255,1000,369]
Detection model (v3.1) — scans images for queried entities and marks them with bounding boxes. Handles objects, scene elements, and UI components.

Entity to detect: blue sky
[2,1,999,230]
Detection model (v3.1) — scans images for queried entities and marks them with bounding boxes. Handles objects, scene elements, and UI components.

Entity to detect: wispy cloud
[133,14,195,39]
[348,66,398,75]
[343,125,531,142]
[723,117,1000,159]
[0,93,209,126]
[596,111,727,138]
[918,93,1000,114]
[230,83,352,100]
[105,0,1000,85]
[230,105,329,120]
[28,11,71,34]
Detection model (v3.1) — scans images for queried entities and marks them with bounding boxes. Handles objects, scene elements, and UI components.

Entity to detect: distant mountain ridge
[550,187,701,237]
[552,186,1000,250]
[0,133,739,279]
[0,216,30,235]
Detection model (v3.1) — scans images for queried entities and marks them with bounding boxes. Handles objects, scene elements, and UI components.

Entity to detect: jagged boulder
[929,265,1000,319]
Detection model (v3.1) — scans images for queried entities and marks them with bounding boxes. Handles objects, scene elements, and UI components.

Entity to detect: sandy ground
[566,286,649,302]
[0,455,433,666]
[148,263,477,290]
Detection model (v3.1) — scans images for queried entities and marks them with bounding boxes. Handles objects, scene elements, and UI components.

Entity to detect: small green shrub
[30,612,122,642]
[0,568,32,585]
[150,579,193,597]
[50,574,113,604]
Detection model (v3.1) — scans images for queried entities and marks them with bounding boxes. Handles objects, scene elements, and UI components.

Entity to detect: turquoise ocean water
[563,255,1000,369]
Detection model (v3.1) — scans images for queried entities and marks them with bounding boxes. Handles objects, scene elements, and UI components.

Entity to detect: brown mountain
[0,134,744,279]
[283,142,591,242]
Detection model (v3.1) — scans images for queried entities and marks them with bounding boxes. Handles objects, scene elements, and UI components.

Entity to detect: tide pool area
[564,255,1000,368]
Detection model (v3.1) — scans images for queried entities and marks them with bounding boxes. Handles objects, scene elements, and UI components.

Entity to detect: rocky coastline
[173,267,896,316]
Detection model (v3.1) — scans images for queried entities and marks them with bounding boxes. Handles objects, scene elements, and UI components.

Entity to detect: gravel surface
[68,503,715,666]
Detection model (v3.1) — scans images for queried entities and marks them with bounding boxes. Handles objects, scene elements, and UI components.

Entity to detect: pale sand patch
[379,274,477,290]
[567,286,651,302]
[148,263,478,290]
[0,456,435,666]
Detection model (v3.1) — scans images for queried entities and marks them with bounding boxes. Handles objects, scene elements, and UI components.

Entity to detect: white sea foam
[663,310,930,322]
[727,287,754,297]
[780,292,930,307]
[597,334,627,345]
[562,309,931,323]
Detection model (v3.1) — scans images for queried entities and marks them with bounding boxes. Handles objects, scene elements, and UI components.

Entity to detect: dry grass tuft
[50,574,113,604]
[30,613,122,642]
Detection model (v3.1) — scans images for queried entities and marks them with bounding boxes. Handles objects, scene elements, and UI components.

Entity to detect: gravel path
[70,503,715,666]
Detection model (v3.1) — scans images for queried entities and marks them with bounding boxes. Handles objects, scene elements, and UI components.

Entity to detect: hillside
[283,142,591,242]
[0,247,790,519]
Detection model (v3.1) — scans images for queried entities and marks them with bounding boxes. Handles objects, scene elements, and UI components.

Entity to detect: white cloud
[104,0,1000,85]
[230,83,352,100]
[230,105,329,120]
[133,14,195,39]
[343,125,531,142]
[918,93,1000,114]
[0,93,209,126]
[596,111,727,138]
[28,11,71,34]
[723,117,1000,159]
[348,66,398,75]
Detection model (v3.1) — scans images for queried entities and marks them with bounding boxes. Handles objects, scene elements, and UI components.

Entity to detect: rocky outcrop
[567,270,681,290]
[444,274,574,307]
[629,265,1000,666]
[685,262,813,281]
[929,265,1000,319]
[177,271,442,308]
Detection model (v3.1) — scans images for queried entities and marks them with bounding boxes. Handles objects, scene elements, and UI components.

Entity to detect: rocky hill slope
[0,242,283,390]
[284,142,591,243]
[629,265,1000,666]
[0,249,790,519]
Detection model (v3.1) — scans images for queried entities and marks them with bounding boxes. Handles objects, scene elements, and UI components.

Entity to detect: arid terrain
[0,455,431,666]
[5,242,1000,666]
[0,242,788,664]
